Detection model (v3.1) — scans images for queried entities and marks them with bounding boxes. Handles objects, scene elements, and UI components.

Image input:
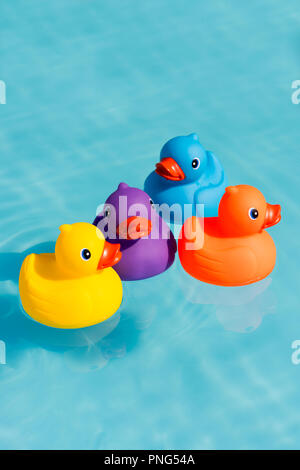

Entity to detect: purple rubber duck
[93,183,177,280]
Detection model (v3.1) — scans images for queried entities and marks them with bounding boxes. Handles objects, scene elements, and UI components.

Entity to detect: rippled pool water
[0,0,300,450]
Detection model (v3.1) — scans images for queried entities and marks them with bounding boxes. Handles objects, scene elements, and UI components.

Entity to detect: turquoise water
[0,0,300,450]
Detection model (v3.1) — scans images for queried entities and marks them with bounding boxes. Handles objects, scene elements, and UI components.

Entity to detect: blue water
[0,0,300,450]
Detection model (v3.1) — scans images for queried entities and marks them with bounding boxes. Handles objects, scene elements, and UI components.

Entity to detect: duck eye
[249,208,259,220]
[192,158,200,169]
[149,199,154,207]
[80,248,91,261]
[104,207,111,218]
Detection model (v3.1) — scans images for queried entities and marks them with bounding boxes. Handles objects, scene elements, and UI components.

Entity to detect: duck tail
[21,254,36,282]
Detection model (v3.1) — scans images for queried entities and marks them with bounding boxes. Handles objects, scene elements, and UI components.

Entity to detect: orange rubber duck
[178,185,281,286]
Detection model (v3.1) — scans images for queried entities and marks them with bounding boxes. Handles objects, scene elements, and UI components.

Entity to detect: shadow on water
[0,242,150,371]
[177,264,277,333]
[0,241,56,283]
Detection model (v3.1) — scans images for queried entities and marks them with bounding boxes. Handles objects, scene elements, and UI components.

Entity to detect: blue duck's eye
[192,158,200,169]
[149,199,154,207]
[249,208,259,220]
[80,248,91,261]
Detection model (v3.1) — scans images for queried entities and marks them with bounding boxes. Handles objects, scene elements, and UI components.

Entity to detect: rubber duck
[93,183,177,280]
[178,185,281,286]
[19,223,123,329]
[144,133,228,223]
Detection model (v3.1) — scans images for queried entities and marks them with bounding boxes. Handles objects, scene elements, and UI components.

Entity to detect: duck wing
[205,151,226,186]
[194,245,258,286]
[20,254,93,327]
[193,153,227,217]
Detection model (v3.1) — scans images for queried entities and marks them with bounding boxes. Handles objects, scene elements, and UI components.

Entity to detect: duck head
[55,222,121,277]
[218,185,281,237]
[94,183,158,244]
[155,133,208,184]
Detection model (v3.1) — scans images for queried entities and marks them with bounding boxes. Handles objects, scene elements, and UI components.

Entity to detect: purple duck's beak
[117,216,152,240]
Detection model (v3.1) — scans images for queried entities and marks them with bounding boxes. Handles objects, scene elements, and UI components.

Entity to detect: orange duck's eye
[249,208,259,220]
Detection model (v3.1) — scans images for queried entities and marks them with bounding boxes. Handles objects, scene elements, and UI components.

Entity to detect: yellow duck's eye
[80,248,91,261]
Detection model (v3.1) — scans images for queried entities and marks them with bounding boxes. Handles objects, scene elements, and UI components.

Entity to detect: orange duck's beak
[117,216,152,240]
[155,157,185,181]
[97,241,122,269]
[263,204,281,229]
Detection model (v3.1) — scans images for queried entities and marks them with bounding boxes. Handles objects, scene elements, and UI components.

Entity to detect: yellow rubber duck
[19,222,123,329]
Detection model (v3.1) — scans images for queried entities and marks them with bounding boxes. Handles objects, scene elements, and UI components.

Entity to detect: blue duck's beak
[155,157,185,181]
[263,204,281,229]
[97,241,122,269]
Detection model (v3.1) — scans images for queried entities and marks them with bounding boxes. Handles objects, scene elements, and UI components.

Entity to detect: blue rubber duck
[144,133,228,223]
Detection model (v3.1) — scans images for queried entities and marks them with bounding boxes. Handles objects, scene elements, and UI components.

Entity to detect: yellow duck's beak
[97,241,122,269]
